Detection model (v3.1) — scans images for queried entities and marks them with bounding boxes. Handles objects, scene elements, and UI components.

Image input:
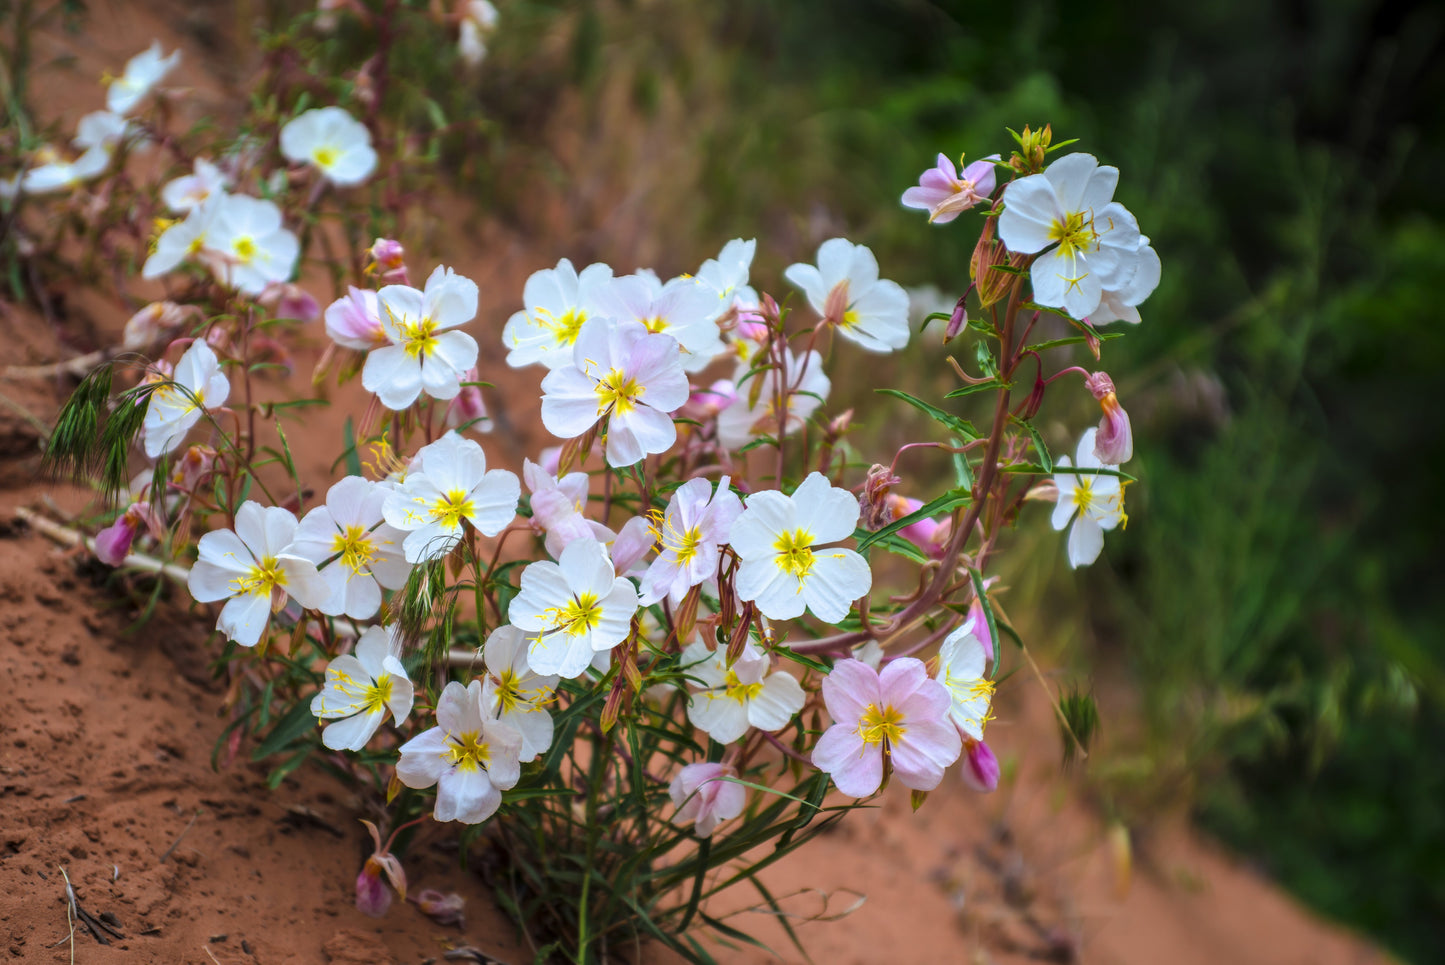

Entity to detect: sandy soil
[0,3,1398,963]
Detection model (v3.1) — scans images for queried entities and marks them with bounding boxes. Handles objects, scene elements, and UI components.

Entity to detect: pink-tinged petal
[889,718,960,791]
[812,725,882,798]
[960,738,1000,793]
[877,657,929,706]
[433,680,472,734]
[820,658,881,723]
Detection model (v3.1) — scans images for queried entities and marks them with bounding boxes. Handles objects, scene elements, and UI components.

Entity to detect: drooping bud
[960,738,1000,793]
[445,367,492,434]
[171,444,217,492]
[1085,372,1132,465]
[355,857,394,917]
[943,295,969,344]
[970,216,1028,309]
[858,464,901,531]
[413,889,466,927]
[367,237,408,284]
[94,503,155,566]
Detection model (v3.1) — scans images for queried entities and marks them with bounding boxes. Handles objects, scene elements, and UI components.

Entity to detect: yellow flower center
[671,525,702,566]
[723,669,763,703]
[230,555,288,596]
[233,236,257,263]
[944,675,996,731]
[1048,209,1096,258]
[840,309,861,329]
[430,489,475,529]
[313,146,338,169]
[555,591,602,637]
[447,730,490,772]
[536,307,587,346]
[362,674,394,714]
[857,702,905,747]
[493,669,525,714]
[332,524,380,574]
[595,367,644,416]
[400,315,439,359]
[772,528,815,579]
[1071,477,1094,513]
[643,315,669,334]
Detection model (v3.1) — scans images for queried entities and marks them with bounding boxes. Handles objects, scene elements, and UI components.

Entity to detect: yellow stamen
[233,236,256,263]
[773,528,815,579]
[723,669,763,703]
[429,490,475,529]
[857,702,905,746]
[594,367,644,416]
[1048,209,1096,258]
[332,524,380,574]
[229,555,288,596]
[554,592,602,637]
[446,730,490,771]
[313,146,338,168]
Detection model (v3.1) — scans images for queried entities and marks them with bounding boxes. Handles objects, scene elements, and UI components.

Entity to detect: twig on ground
[158,810,200,863]
[2,349,108,381]
[57,866,76,964]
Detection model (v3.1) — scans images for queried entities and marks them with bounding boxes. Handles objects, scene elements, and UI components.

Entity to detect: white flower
[382,432,520,563]
[680,640,805,744]
[13,145,112,195]
[715,348,830,450]
[363,265,480,410]
[729,472,872,623]
[143,194,222,280]
[161,158,228,213]
[280,106,378,186]
[107,41,180,115]
[1050,428,1126,568]
[508,538,639,678]
[603,272,726,373]
[396,679,523,825]
[310,625,414,751]
[784,238,910,353]
[186,501,328,648]
[523,458,614,559]
[502,259,617,370]
[540,319,689,468]
[996,152,1146,321]
[458,0,499,67]
[204,193,300,295]
[694,238,759,313]
[291,476,412,619]
[1089,234,1161,325]
[481,625,559,762]
[72,111,132,152]
[638,475,742,606]
[935,625,994,742]
[142,340,229,458]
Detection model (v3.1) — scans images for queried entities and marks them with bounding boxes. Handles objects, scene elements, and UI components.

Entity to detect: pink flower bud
[171,445,216,492]
[324,287,388,351]
[258,282,320,323]
[684,380,736,421]
[94,504,149,566]
[960,738,999,793]
[368,238,408,284]
[669,762,746,838]
[355,857,393,917]
[413,889,465,927]
[1085,372,1132,465]
[964,594,995,663]
[943,295,968,344]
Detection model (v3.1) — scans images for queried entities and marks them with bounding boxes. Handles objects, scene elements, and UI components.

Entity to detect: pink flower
[355,819,407,917]
[812,658,961,797]
[638,475,742,606]
[94,503,158,566]
[324,286,388,351]
[901,153,998,225]
[170,445,216,493]
[1085,372,1132,465]
[522,458,613,559]
[258,282,320,323]
[669,762,746,838]
[959,738,1000,793]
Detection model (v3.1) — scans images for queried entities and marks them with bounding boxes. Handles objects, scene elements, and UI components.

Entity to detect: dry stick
[2,349,107,381]
[57,866,76,964]
[158,810,200,864]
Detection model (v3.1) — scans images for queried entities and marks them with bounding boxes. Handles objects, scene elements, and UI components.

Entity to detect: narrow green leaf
[875,389,978,441]
[856,486,970,551]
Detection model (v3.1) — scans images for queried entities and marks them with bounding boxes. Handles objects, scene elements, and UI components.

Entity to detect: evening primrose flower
[812,657,961,798]
[382,432,520,564]
[280,106,378,186]
[122,300,193,352]
[935,625,994,742]
[186,501,328,648]
[680,640,805,744]
[481,625,559,762]
[715,348,830,451]
[784,238,910,353]
[324,286,388,350]
[1051,428,1126,568]
[603,272,726,373]
[291,476,412,619]
[205,193,300,295]
[142,193,221,280]
[396,679,523,825]
[94,502,159,566]
[161,158,228,213]
[142,340,230,458]
[523,458,614,559]
[1085,371,1133,465]
[901,153,998,224]
[694,238,759,314]
[729,472,872,623]
[310,625,414,751]
[72,111,133,152]
[638,475,742,606]
[12,144,112,195]
[997,153,1146,320]
[502,259,617,370]
[364,265,480,410]
[508,538,639,679]
[1089,234,1161,325]
[669,762,746,838]
[539,319,689,468]
[106,41,180,115]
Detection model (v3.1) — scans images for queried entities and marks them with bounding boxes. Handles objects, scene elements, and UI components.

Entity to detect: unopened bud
[858,464,900,531]
[94,503,155,566]
[1008,123,1052,174]
[172,445,217,492]
[943,295,968,344]
[960,738,1000,793]
[258,282,320,323]
[970,217,1028,309]
[367,238,408,284]
[1085,372,1132,465]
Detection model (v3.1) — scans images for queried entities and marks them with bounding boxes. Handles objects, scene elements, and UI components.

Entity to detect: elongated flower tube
[508,538,639,678]
[187,502,327,648]
[813,658,961,798]
[729,472,872,623]
[382,432,520,564]
[310,625,414,751]
[396,680,522,825]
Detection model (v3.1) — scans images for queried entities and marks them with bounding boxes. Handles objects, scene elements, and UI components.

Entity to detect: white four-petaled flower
[1050,427,1126,568]
[364,265,481,410]
[142,340,230,458]
[396,679,522,824]
[508,538,639,678]
[280,106,378,186]
[502,259,617,370]
[204,193,301,295]
[291,476,412,619]
[638,475,741,606]
[382,432,520,563]
[784,238,910,353]
[481,625,559,762]
[107,41,180,115]
[310,625,414,751]
[729,472,872,623]
[680,640,805,744]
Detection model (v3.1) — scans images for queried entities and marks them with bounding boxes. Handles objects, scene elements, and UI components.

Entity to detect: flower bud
[964,593,996,663]
[171,445,216,492]
[1008,123,1052,174]
[960,738,1000,793]
[413,889,465,927]
[355,856,393,917]
[943,295,968,344]
[94,503,154,566]
[367,238,408,284]
[258,282,320,323]
[1085,372,1132,465]
[858,464,900,531]
[970,216,1028,309]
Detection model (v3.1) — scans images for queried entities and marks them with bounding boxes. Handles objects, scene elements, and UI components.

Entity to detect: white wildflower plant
[37,73,1157,962]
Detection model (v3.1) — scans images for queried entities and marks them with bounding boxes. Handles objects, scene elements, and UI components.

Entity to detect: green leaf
[875,389,977,441]
[1013,417,1052,472]
[856,486,970,551]
[1024,331,1124,354]
[950,436,974,490]
[342,417,363,477]
[944,380,1001,399]
[1003,463,1136,481]
[251,697,318,760]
